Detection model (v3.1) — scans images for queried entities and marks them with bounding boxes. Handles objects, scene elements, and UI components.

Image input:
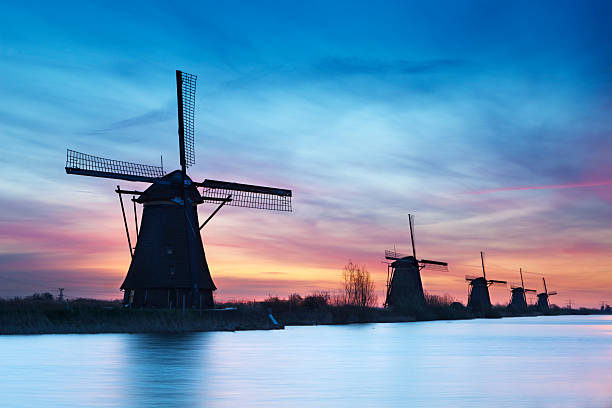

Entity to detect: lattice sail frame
[66,149,165,179]
[419,262,448,273]
[179,71,197,168]
[511,283,537,292]
[200,180,292,212]
[409,214,415,238]
[385,250,448,272]
[385,249,408,260]
[202,187,292,212]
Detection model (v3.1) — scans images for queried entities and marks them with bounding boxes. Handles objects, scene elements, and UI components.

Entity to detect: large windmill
[465,252,506,314]
[384,214,447,309]
[536,277,557,312]
[508,268,536,314]
[65,70,292,309]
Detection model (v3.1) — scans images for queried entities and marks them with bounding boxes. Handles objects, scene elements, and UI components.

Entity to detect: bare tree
[342,261,377,307]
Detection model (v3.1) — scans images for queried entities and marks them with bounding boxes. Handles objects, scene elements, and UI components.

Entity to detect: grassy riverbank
[257,293,606,324]
[0,297,281,334]
[0,294,607,335]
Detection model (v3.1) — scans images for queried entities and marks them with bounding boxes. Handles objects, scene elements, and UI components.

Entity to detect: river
[1,315,610,407]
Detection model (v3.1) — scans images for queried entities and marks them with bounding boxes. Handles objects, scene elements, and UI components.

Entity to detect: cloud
[463,180,612,195]
[86,104,175,135]
[314,57,468,76]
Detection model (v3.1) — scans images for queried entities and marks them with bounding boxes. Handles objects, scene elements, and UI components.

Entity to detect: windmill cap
[136,170,201,204]
[391,256,418,267]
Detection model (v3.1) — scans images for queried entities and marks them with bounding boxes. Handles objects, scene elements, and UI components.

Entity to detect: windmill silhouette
[465,252,506,314]
[384,214,447,309]
[66,70,292,309]
[536,277,557,312]
[508,268,536,313]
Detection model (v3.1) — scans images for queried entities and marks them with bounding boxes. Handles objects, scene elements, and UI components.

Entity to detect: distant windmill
[65,70,292,309]
[384,214,448,309]
[465,252,507,314]
[508,268,536,313]
[536,277,557,312]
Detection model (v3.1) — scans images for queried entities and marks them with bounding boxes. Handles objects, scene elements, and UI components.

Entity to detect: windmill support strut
[116,186,133,258]
[116,189,144,195]
[133,196,139,236]
[199,195,232,230]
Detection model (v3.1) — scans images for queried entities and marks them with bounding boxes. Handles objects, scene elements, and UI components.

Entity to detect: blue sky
[1,1,611,305]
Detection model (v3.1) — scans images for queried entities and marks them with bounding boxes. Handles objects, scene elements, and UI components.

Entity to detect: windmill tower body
[386,257,425,308]
[384,214,447,310]
[537,293,550,312]
[467,277,492,313]
[466,252,506,315]
[537,277,557,313]
[120,171,216,308]
[508,269,535,314]
[509,287,528,313]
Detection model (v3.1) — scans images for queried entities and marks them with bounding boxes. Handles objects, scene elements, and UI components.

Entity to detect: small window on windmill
[169,265,175,276]
[166,245,173,255]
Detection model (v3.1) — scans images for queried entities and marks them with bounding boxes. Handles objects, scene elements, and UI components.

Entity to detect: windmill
[65,70,292,309]
[384,214,447,309]
[465,252,506,314]
[508,268,536,314]
[536,277,557,312]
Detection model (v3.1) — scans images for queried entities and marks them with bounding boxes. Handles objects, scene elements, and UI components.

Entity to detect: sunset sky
[1,1,611,307]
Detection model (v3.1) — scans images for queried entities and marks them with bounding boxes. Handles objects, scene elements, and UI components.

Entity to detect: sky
[1,0,611,307]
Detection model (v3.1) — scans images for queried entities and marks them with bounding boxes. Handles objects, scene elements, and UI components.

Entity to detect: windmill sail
[420,259,447,266]
[513,286,537,293]
[419,259,448,272]
[385,249,408,260]
[176,70,197,169]
[488,279,508,285]
[65,149,165,183]
[199,179,292,211]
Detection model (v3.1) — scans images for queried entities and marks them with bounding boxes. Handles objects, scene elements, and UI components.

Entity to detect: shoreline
[1,297,608,335]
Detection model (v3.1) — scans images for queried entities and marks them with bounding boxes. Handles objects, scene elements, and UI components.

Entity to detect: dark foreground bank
[0,298,283,334]
[0,295,607,334]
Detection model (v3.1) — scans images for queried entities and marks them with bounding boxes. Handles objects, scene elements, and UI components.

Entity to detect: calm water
[0,316,611,408]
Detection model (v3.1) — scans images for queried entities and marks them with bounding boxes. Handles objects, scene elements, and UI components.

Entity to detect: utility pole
[58,288,65,302]
[567,299,572,310]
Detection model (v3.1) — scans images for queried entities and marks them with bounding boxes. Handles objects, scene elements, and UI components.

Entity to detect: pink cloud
[463,180,612,195]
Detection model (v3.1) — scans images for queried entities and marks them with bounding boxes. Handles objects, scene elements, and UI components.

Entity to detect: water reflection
[119,333,212,408]
[0,316,611,408]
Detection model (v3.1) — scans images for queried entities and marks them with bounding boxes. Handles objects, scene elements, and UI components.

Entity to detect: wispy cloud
[314,57,468,76]
[463,180,612,195]
[86,104,175,135]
